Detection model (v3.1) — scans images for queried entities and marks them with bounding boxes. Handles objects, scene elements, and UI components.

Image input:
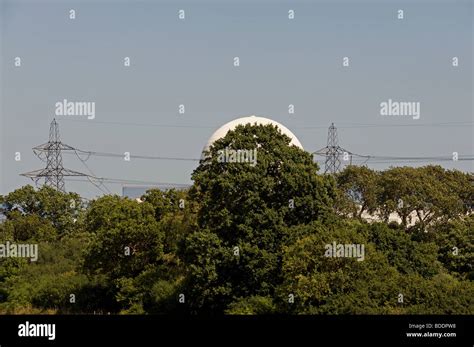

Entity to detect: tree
[367,222,442,278]
[141,188,198,254]
[336,165,379,219]
[276,220,401,314]
[0,185,83,236]
[0,234,93,314]
[140,188,189,220]
[83,196,164,280]
[430,215,474,280]
[421,166,473,214]
[183,124,336,312]
[378,166,465,229]
[1,212,57,242]
[398,273,474,314]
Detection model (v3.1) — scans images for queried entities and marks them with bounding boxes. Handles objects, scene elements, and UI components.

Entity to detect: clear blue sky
[1,0,472,198]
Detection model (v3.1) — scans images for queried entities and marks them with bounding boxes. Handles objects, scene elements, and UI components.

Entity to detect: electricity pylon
[21,119,88,192]
[313,123,352,174]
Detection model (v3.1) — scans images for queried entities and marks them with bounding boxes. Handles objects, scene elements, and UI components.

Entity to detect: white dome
[203,115,304,153]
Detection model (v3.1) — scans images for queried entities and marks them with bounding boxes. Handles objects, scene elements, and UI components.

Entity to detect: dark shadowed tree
[183,124,336,313]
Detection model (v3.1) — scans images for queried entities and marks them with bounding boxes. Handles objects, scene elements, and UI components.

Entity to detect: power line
[313,153,474,161]
[72,149,200,162]
[313,153,474,165]
[56,118,473,130]
[68,144,473,166]
[314,158,473,164]
[58,118,215,129]
[74,150,112,194]
[65,177,191,187]
[320,121,473,129]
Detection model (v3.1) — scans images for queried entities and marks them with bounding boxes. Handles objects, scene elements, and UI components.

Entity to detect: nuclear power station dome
[203,115,304,153]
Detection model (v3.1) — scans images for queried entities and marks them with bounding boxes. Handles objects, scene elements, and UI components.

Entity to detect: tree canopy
[0,125,472,315]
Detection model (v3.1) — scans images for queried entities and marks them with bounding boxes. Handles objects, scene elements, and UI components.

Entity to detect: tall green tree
[183,124,336,312]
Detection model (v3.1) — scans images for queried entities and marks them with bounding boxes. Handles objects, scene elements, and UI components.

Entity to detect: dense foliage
[0,124,472,314]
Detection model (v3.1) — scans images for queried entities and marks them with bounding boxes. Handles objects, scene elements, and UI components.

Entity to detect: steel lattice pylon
[21,119,89,192]
[324,123,342,174]
[313,123,352,174]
